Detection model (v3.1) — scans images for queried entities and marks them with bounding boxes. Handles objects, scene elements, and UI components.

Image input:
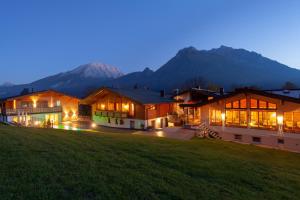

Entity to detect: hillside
[0,125,299,199]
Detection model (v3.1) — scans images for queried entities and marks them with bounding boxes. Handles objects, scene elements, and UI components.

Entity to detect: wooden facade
[0,90,79,127]
[81,87,174,129]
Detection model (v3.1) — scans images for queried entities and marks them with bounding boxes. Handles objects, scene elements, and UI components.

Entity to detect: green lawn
[0,125,300,200]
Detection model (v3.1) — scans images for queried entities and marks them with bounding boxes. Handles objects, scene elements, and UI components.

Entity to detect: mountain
[0,63,123,98]
[103,67,154,88]
[111,46,300,91]
[0,82,14,88]
[1,46,300,99]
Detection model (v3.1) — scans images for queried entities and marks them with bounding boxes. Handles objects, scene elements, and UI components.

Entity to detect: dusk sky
[1,0,300,84]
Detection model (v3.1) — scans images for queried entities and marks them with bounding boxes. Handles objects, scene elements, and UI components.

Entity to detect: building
[173,87,222,125]
[180,88,300,152]
[80,87,175,129]
[0,90,80,127]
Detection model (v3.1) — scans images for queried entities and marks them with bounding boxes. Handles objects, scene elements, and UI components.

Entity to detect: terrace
[5,106,62,115]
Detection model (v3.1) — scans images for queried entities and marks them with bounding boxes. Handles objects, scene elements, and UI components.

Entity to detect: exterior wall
[92,114,146,129]
[87,89,174,130]
[1,91,79,126]
[211,126,300,153]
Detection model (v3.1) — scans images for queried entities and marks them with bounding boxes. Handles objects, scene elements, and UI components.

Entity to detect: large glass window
[284,112,300,132]
[233,101,239,109]
[240,99,247,108]
[251,99,258,108]
[259,101,267,109]
[210,109,222,125]
[251,111,276,129]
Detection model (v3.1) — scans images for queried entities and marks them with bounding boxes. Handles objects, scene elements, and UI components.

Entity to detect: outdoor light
[91,123,97,128]
[34,121,39,126]
[277,115,283,125]
[221,113,226,121]
[101,104,105,109]
[123,104,129,110]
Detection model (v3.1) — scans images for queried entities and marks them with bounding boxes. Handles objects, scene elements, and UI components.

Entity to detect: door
[130,120,135,129]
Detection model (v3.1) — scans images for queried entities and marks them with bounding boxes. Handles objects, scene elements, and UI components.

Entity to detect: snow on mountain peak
[70,62,123,78]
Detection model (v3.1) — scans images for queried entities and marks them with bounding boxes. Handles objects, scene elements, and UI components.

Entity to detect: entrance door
[130,120,135,129]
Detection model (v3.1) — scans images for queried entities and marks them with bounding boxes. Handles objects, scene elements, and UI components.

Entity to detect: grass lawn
[0,125,300,200]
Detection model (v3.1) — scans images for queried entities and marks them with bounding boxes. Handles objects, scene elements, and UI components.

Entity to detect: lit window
[240,111,247,126]
[233,101,239,109]
[250,111,258,127]
[240,99,247,108]
[225,102,232,108]
[56,100,61,107]
[250,99,258,109]
[268,103,277,109]
[259,101,267,109]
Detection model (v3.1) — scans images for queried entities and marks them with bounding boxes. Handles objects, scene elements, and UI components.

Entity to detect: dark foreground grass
[0,125,300,200]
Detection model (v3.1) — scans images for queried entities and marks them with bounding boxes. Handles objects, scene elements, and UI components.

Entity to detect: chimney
[219,88,224,96]
[160,90,165,97]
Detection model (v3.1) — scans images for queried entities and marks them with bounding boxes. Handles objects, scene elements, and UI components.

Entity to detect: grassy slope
[0,125,300,200]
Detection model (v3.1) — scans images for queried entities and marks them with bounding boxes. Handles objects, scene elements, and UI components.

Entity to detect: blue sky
[1,0,300,84]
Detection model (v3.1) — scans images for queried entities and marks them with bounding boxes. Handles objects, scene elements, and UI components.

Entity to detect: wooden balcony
[95,110,128,118]
[5,106,62,115]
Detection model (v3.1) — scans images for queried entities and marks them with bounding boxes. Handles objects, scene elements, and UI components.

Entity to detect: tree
[282,81,298,90]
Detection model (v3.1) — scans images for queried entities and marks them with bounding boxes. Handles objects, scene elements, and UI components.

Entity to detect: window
[252,137,261,143]
[108,102,114,111]
[268,103,276,109]
[250,111,259,127]
[56,100,61,107]
[233,101,239,109]
[226,110,233,124]
[240,111,247,126]
[225,102,232,108]
[210,109,222,125]
[278,139,284,144]
[234,134,242,140]
[240,99,247,108]
[284,112,293,130]
[251,99,258,108]
[259,101,267,109]
[294,112,300,129]
[232,111,239,124]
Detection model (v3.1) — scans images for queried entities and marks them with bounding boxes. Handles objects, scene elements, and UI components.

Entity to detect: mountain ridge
[1,46,300,98]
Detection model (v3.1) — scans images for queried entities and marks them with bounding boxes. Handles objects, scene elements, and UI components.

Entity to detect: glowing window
[233,101,239,109]
[250,99,258,109]
[232,111,239,124]
[240,111,247,126]
[294,112,300,129]
[226,110,233,124]
[250,111,258,127]
[284,112,293,128]
[259,101,267,109]
[240,99,247,108]
[268,103,277,109]
[225,102,232,108]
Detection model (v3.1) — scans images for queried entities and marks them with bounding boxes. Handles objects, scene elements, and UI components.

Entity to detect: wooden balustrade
[95,110,128,118]
[5,106,62,115]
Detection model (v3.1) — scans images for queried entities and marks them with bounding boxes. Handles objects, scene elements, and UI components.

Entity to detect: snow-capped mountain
[0,62,124,98]
[69,63,123,78]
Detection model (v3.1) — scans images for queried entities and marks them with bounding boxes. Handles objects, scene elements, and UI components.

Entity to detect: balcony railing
[5,106,62,115]
[95,110,128,118]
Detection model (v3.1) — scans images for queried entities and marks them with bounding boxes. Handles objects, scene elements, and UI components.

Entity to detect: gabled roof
[82,87,174,105]
[0,89,79,101]
[180,88,300,107]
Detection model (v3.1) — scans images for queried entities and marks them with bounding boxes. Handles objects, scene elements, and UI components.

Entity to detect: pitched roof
[180,88,300,107]
[82,87,174,105]
[0,89,79,101]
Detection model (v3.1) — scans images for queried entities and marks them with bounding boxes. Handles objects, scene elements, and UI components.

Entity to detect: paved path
[133,127,195,140]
